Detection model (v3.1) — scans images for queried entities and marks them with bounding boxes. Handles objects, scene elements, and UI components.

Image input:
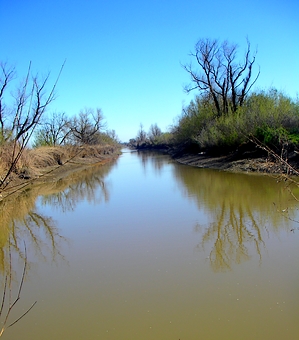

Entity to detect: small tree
[183,38,260,117]
[136,123,147,147]
[33,111,71,147]
[70,107,106,145]
[106,129,120,143]
[148,123,162,144]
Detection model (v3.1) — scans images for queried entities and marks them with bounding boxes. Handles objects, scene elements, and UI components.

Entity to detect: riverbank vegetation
[0,62,120,194]
[172,88,299,157]
[130,38,299,173]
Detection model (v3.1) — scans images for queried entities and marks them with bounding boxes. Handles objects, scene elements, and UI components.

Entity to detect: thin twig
[0,241,37,337]
[8,301,37,328]
[0,276,7,319]
[248,134,299,176]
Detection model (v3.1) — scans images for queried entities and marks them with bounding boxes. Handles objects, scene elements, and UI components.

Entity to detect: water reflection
[4,150,298,340]
[134,151,297,271]
[0,161,116,274]
[197,201,265,271]
[136,150,169,174]
[173,165,296,271]
[0,190,60,273]
[39,162,113,212]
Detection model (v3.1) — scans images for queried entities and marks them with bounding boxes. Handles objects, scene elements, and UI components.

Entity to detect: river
[1,149,299,339]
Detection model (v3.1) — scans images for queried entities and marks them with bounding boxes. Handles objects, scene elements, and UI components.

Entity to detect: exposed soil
[174,152,299,175]
[0,146,121,199]
[34,156,117,183]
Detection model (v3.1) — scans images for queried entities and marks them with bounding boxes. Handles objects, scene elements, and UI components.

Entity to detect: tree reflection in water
[135,152,297,272]
[198,201,266,271]
[39,162,113,212]
[0,161,115,334]
[0,161,115,273]
[0,190,61,273]
[137,150,169,175]
[0,242,37,337]
[174,166,296,271]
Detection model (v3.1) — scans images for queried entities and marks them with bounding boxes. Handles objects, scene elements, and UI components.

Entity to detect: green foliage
[289,133,299,145]
[172,95,216,145]
[171,89,299,155]
[194,110,247,154]
[130,123,174,149]
[33,129,54,148]
[255,126,287,145]
[96,131,119,145]
[242,89,296,129]
[0,129,13,146]
[255,126,299,152]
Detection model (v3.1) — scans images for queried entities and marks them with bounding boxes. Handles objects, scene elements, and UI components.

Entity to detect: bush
[171,89,299,155]
[172,95,217,145]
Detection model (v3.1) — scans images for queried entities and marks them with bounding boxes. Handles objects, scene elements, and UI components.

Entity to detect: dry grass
[0,143,121,193]
[0,144,119,173]
[29,146,68,168]
[29,144,119,167]
[0,143,33,179]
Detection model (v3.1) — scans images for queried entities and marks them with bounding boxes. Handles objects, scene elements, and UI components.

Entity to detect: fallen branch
[248,134,299,176]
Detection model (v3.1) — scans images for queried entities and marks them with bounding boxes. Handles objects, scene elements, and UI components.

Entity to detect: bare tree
[34,111,71,147]
[183,38,260,117]
[0,63,15,142]
[136,123,147,147]
[0,61,65,190]
[106,129,120,143]
[148,123,162,144]
[70,107,106,145]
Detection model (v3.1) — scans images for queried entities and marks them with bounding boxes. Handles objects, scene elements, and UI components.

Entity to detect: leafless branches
[0,60,65,191]
[34,111,71,146]
[70,107,106,145]
[183,38,260,117]
[248,134,299,176]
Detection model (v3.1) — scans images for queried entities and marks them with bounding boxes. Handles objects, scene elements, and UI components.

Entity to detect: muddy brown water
[1,149,299,339]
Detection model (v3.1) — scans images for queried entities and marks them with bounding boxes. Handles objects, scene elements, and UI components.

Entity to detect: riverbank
[173,151,299,175]
[130,144,299,175]
[0,144,121,199]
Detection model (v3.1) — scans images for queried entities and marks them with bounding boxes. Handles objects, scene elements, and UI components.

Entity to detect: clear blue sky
[1,0,298,142]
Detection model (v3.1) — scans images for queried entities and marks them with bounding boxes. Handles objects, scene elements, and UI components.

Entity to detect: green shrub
[172,95,217,145]
[255,126,288,149]
[174,89,299,154]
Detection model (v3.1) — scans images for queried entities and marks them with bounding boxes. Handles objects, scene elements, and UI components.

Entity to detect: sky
[1,0,298,142]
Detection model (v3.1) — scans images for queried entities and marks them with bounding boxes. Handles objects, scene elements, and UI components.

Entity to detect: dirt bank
[0,145,121,199]
[174,152,299,175]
